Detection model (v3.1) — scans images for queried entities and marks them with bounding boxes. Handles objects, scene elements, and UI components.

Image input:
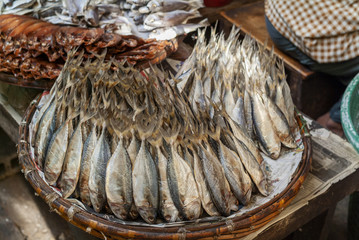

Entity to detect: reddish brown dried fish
[0,14,178,82]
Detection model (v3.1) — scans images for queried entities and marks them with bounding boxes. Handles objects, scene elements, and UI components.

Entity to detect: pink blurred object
[203,0,232,7]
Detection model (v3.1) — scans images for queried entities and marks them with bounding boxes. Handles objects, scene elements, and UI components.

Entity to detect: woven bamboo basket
[18,96,312,240]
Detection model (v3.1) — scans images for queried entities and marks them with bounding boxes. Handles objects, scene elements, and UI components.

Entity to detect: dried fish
[166,142,201,220]
[217,139,252,205]
[79,126,97,206]
[146,0,203,13]
[232,137,268,196]
[30,36,301,223]
[105,137,133,220]
[262,92,296,148]
[34,100,56,168]
[251,91,281,159]
[132,140,158,223]
[149,20,208,40]
[0,14,178,80]
[192,147,220,216]
[156,143,179,222]
[144,9,201,30]
[43,121,69,185]
[58,123,83,198]
[88,126,111,212]
[197,144,238,216]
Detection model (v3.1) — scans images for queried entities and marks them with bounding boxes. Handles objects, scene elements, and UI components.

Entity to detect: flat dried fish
[167,143,201,220]
[88,126,111,212]
[105,137,133,220]
[58,123,83,198]
[34,100,56,168]
[157,144,179,222]
[132,140,158,223]
[79,127,97,206]
[192,147,220,216]
[43,122,69,185]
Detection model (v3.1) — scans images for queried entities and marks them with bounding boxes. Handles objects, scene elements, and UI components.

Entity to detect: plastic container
[203,0,232,7]
[341,73,359,153]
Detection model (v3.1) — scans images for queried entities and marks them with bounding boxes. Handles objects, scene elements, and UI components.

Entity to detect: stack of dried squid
[0,0,207,40]
[0,14,178,81]
[31,46,269,224]
[176,27,298,159]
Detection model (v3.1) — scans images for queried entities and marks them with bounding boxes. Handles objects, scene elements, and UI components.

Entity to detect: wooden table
[250,121,359,240]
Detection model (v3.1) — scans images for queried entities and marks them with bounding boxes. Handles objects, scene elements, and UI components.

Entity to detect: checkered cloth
[265,0,359,63]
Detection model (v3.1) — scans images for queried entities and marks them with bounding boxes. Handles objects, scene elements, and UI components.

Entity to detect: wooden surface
[0,72,54,90]
[0,93,22,143]
[220,1,313,79]
[254,137,359,240]
[200,0,261,24]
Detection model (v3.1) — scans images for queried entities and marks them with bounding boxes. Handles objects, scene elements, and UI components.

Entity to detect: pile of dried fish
[122,0,207,40]
[31,27,299,224]
[31,46,271,224]
[0,14,178,80]
[0,0,207,40]
[176,27,298,159]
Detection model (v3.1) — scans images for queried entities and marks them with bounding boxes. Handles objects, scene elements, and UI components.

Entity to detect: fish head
[258,178,269,196]
[111,203,132,220]
[149,28,177,41]
[138,206,157,224]
[162,205,179,222]
[184,200,201,220]
[129,208,139,219]
[144,13,162,27]
[92,201,103,213]
[226,192,239,213]
[147,0,161,11]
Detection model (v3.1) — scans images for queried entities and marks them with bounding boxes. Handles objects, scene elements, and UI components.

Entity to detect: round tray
[18,97,312,240]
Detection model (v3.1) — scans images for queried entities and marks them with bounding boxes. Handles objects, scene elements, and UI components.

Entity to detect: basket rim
[18,95,312,240]
[341,73,359,153]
